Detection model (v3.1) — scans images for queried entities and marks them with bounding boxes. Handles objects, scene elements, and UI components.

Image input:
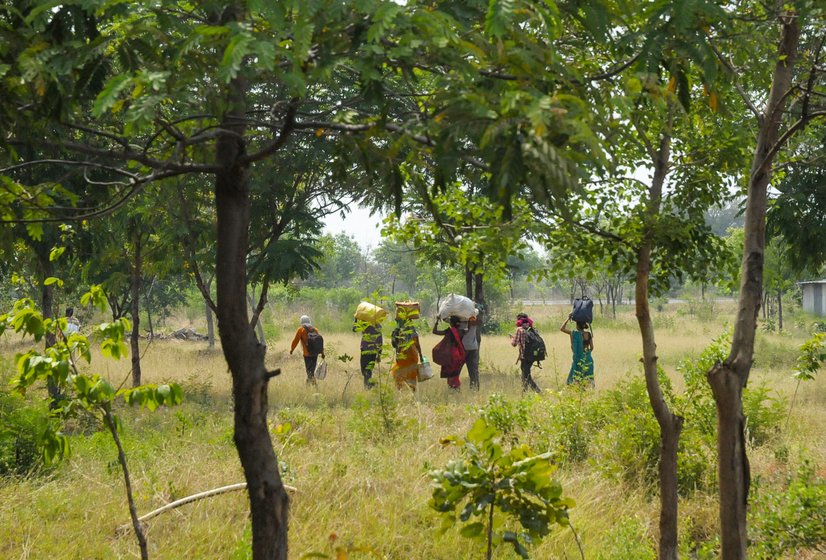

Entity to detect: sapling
[1,286,183,560]
[787,332,826,428]
[430,417,574,559]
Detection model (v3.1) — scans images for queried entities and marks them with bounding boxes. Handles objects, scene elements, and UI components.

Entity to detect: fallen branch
[118,482,297,532]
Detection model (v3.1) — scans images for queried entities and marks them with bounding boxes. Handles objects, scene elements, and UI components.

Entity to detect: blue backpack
[572,296,593,324]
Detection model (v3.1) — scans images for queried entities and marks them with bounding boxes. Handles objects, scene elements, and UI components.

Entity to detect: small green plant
[1,289,183,560]
[430,417,574,559]
[749,461,826,559]
[0,388,53,476]
[475,393,531,444]
[788,332,826,426]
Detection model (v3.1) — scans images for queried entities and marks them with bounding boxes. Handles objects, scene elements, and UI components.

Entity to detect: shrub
[0,389,53,477]
[430,417,574,559]
[749,461,826,559]
[475,393,531,444]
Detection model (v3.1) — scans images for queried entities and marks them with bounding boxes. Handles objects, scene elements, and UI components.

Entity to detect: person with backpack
[510,313,542,393]
[290,315,325,385]
[432,315,466,390]
[560,314,594,386]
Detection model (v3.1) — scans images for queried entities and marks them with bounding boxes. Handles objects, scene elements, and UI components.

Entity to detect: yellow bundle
[354,301,388,324]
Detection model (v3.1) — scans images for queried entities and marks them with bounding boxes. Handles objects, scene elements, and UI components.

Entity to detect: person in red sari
[432,315,466,390]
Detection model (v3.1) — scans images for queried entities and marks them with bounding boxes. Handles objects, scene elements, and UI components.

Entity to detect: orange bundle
[394,301,421,321]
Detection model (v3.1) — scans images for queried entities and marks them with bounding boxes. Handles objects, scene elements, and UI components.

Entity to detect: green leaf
[49,246,65,262]
[44,277,63,287]
[92,74,133,117]
[460,522,485,538]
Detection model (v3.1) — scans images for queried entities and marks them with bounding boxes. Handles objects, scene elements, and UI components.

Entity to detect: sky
[322,205,386,250]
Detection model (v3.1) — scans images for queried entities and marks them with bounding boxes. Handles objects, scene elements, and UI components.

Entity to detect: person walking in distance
[353,318,382,389]
[432,315,466,390]
[510,313,541,393]
[460,314,481,390]
[290,315,325,385]
[560,314,594,386]
[63,307,80,337]
[390,316,423,391]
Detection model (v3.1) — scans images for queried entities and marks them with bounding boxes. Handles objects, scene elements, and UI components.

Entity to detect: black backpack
[524,327,546,362]
[305,326,324,356]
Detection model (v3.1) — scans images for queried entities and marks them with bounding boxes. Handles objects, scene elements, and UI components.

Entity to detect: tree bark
[205,301,215,349]
[130,217,143,387]
[777,290,783,332]
[706,11,800,560]
[465,265,473,299]
[635,124,682,560]
[34,241,61,406]
[215,72,289,560]
[248,291,266,346]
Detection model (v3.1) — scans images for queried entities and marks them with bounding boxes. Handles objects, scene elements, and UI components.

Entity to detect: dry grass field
[1,302,824,559]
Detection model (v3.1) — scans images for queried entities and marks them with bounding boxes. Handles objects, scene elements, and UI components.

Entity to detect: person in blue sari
[560,314,594,386]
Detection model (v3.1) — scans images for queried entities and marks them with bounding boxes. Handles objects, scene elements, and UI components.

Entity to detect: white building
[799,279,826,317]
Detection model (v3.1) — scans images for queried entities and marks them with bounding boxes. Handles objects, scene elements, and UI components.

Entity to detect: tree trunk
[215,73,289,560]
[465,265,473,299]
[706,12,800,560]
[635,125,682,560]
[130,217,143,388]
[147,306,154,340]
[206,302,215,349]
[474,272,485,311]
[248,291,266,346]
[777,290,783,332]
[34,242,61,406]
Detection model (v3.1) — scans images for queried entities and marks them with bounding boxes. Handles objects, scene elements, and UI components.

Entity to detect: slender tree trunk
[465,265,473,299]
[474,272,485,311]
[635,124,682,560]
[777,290,783,332]
[706,12,800,560]
[104,405,148,560]
[206,302,215,349]
[247,289,266,346]
[35,242,61,406]
[215,71,289,560]
[130,218,143,387]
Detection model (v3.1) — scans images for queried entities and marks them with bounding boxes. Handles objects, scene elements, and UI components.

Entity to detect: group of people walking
[289,300,595,391]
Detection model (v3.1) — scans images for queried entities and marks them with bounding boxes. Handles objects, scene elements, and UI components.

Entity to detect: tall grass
[0,304,824,559]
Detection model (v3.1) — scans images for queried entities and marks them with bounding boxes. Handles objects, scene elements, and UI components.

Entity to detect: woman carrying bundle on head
[560,315,594,386]
[390,302,424,391]
[432,315,466,390]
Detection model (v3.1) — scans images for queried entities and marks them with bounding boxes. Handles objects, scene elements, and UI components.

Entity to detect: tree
[706,3,826,558]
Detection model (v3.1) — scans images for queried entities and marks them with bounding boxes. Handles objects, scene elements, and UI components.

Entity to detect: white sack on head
[437,294,476,321]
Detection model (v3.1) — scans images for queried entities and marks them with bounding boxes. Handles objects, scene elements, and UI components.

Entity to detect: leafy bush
[475,393,531,444]
[750,461,826,559]
[0,389,53,477]
[530,386,610,465]
[430,417,574,559]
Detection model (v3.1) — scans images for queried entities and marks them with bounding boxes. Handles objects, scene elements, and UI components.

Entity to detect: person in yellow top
[290,315,325,385]
[390,318,423,391]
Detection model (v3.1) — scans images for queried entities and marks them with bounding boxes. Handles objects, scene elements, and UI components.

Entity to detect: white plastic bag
[417,358,434,382]
[314,360,328,380]
[437,293,476,320]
